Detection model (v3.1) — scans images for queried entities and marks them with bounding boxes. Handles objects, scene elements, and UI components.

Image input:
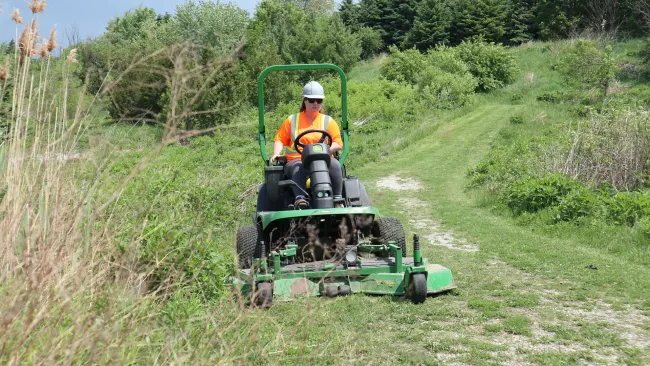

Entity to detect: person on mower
[270,81,344,209]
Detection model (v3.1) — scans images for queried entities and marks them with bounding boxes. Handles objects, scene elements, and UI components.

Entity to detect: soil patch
[376,175,423,191]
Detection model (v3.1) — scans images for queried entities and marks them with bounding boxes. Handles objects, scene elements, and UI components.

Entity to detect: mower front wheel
[236,225,258,269]
[406,273,427,304]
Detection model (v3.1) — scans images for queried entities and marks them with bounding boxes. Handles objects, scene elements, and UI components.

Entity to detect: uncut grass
[0,13,346,364]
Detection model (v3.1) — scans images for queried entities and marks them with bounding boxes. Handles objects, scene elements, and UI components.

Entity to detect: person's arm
[328,119,343,153]
[270,141,284,163]
[271,118,291,163]
[330,142,343,153]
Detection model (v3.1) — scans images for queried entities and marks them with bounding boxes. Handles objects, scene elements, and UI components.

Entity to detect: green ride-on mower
[233,64,456,307]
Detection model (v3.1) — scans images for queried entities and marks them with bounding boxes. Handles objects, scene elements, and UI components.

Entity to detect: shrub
[510,115,525,124]
[556,187,601,222]
[604,190,650,226]
[379,46,476,109]
[416,65,477,109]
[357,27,383,59]
[455,39,518,92]
[639,216,650,238]
[380,46,427,85]
[510,92,524,103]
[467,139,538,192]
[506,174,581,214]
[426,46,470,76]
[554,40,618,96]
[536,91,570,103]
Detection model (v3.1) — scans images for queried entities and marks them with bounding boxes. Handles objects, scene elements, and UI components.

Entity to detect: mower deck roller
[234,64,456,307]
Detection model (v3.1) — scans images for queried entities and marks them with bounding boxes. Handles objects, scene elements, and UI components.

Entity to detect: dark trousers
[285,158,343,198]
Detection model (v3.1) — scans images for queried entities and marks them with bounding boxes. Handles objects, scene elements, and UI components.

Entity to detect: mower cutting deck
[234,64,456,307]
[233,232,455,305]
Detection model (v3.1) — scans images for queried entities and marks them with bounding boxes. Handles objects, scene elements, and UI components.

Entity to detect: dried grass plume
[0,58,9,81]
[40,39,48,59]
[28,0,47,14]
[12,8,23,24]
[66,48,78,64]
[18,25,31,64]
[47,26,57,52]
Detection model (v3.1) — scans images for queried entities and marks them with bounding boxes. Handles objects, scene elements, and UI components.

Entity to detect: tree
[338,0,360,31]
[358,0,392,48]
[555,40,617,97]
[244,0,361,106]
[357,0,419,48]
[451,0,507,44]
[172,1,248,60]
[384,0,421,47]
[357,27,383,59]
[504,0,535,45]
[105,6,159,43]
[291,0,336,14]
[583,0,624,33]
[534,0,585,40]
[405,0,453,51]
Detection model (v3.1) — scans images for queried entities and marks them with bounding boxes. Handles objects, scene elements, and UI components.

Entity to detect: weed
[509,115,525,124]
[503,315,532,336]
[468,298,506,318]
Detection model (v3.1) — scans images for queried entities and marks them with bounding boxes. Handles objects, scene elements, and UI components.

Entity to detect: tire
[252,282,273,308]
[373,217,407,256]
[236,225,258,269]
[406,273,427,304]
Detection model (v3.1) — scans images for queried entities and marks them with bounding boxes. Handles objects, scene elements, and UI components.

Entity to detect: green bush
[467,138,541,193]
[416,65,477,109]
[554,40,618,96]
[507,174,581,214]
[536,91,571,103]
[379,46,476,108]
[639,216,650,238]
[604,190,650,226]
[509,115,525,124]
[455,39,518,92]
[357,27,383,60]
[556,187,601,222]
[380,46,427,85]
[426,46,470,75]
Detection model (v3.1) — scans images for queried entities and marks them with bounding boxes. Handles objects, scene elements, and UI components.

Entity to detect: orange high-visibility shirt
[274,112,343,161]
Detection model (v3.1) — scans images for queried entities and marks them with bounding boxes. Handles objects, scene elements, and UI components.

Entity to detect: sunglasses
[307,98,323,104]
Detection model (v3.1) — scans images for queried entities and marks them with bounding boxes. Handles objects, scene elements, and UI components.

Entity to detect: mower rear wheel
[236,225,258,269]
[373,217,407,256]
[407,273,427,304]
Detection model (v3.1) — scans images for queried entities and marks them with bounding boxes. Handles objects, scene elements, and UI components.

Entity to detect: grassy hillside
[2,38,650,364]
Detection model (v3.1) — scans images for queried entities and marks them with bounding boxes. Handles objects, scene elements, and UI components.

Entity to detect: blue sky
[1,0,260,45]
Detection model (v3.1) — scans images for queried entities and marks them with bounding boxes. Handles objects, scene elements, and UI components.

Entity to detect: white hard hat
[302,81,325,99]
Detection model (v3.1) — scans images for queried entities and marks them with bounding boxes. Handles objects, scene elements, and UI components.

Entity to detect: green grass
[57,39,650,364]
[347,54,386,82]
[233,40,650,364]
[503,315,532,336]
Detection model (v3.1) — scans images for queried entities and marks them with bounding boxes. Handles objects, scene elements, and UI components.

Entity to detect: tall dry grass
[544,108,650,190]
[0,6,340,364]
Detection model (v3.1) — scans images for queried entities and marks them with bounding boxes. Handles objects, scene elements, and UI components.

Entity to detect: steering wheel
[293,129,333,153]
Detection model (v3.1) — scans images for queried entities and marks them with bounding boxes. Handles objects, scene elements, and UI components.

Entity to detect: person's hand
[270,154,281,164]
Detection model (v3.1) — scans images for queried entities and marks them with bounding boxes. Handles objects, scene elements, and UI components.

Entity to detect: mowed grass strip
[255,100,650,365]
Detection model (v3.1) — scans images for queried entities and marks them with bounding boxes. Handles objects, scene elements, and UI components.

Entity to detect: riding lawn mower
[233,64,456,307]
